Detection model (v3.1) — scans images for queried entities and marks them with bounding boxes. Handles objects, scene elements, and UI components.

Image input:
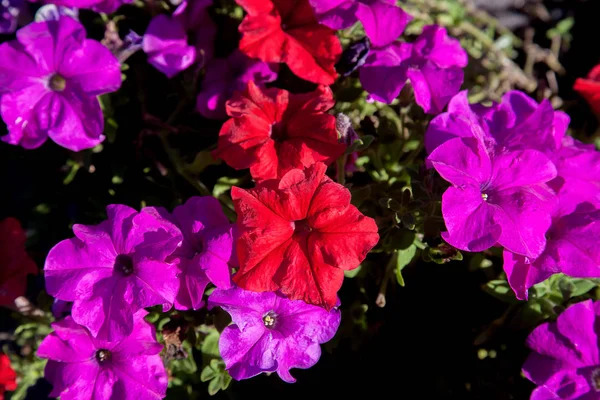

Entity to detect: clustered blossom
[208,286,341,382]
[37,311,168,400]
[0,217,37,306]
[425,90,600,300]
[523,300,600,399]
[213,82,346,182]
[0,16,122,151]
[143,0,216,78]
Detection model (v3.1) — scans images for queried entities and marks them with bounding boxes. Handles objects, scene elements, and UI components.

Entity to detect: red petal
[214,82,344,182]
[574,78,600,115]
[237,0,341,85]
[0,218,37,306]
[232,163,379,309]
[0,354,17,390]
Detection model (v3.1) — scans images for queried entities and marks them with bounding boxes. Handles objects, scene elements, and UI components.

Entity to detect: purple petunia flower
[309,0,410,48]
[38,310,168,400]
[425,90,568,157]
[196,50,278,120]
[0,16,121,151]
[208,286,341,383]
[504,205,600,300]
[428,136,557,258]
[0,0,24,34]
[35,0,132,13]
[360,25,468,113]
[44,204,182,341]
[166,196,235,310]
[523,300,600,399]
[143,0,216,78]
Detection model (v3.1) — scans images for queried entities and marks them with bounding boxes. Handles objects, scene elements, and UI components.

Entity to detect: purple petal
[490,149,557,191]
[359,42,410,103]
[503,250,555,300]
[1,85,52,149]
[441,186,501,252]
[407,62,464,114]
[415,25,468,69]
[37,317,96,363]
[208,287,273,330]
[131,259,179,308]
[308,0,358,30]
[220,325,275,381]
[174,267,211,310]
[43,360,100,400]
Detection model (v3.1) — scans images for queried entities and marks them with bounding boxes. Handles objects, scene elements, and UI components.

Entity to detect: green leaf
[200,365,217,382]
[185,151,220,175]
[344,265,361,278]
[395,245,417,287]
[570,278,598,297]
[201,329,221,358]
[345,135,375,155]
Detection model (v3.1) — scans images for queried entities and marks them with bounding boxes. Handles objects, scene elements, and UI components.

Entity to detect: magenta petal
[208,288,272,329]
[503,250,555,300]
[0,42,45,92]
[1,85,51,149]
[550,211,600,277]
[491,149,557,190]
[417,25,468,69]
[428,137,492,187]
[43,360,99,400]
[555,301,600,366]
[493,186,554,258]
[174,266,211,310]
[37,318,96,363]
[220,325,275,381]
[356,1,411,47]
[441,186,501,252]
[132,259,179,308]
[308,0,357,30]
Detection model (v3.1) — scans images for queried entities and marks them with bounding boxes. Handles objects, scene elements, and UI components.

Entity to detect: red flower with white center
[231,163,379,309]
[213,81,346,182]
[0,354,17,400]
[574,64,600,115]
[0,218,37,306]
[236,0,342,85]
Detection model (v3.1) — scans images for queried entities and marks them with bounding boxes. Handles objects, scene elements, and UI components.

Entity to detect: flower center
[96,349,111,363]
[114,254,134,276]
[269,121,287,142]
[293,219,313,235]
[481,193,489,201]
[48,74,66,92]
[263,311,277,329]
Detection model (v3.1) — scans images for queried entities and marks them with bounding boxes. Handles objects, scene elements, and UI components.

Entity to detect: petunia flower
[0,16,122,151]
[213,81,346,182]
[309,0,411,47]
[428,136,557,258]
[32,0,130,13]
[0,353,17,400]
[523,299,600,399]
[166,196,235,310]
[196,50,278,120]
[425,90,568,156]
[44,204,182,341]
[231,163,379,309]
[0,217,37,307]
[0,0,24,34]
[143,0,215,78]
[236,0,341,85]
[360,25,468,113]
[208,286,341,382]
[574,64,600,115]
[37,310,168,400]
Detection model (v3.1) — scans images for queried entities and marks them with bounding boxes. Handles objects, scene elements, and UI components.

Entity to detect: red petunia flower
[574,64,600,115]
[0,354,17,400]
[0,218,37,307]
[236,0,342,85]
[213,81,346,182]
[231,163,379,309]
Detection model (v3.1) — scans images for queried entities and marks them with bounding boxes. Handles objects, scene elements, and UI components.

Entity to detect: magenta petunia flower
[208,286,341,383]
[44,204,182,341]
[143,0,215,78]
[428,136,557,258]
[360,25,468,113]
[0,16,121,151]
[166,196,235,310]
[425,90,569,156]
[196,50,278,120]
[523,300,600,399]
[309,0,411,47]
[504,206,600,300]
[37,310,168,400]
